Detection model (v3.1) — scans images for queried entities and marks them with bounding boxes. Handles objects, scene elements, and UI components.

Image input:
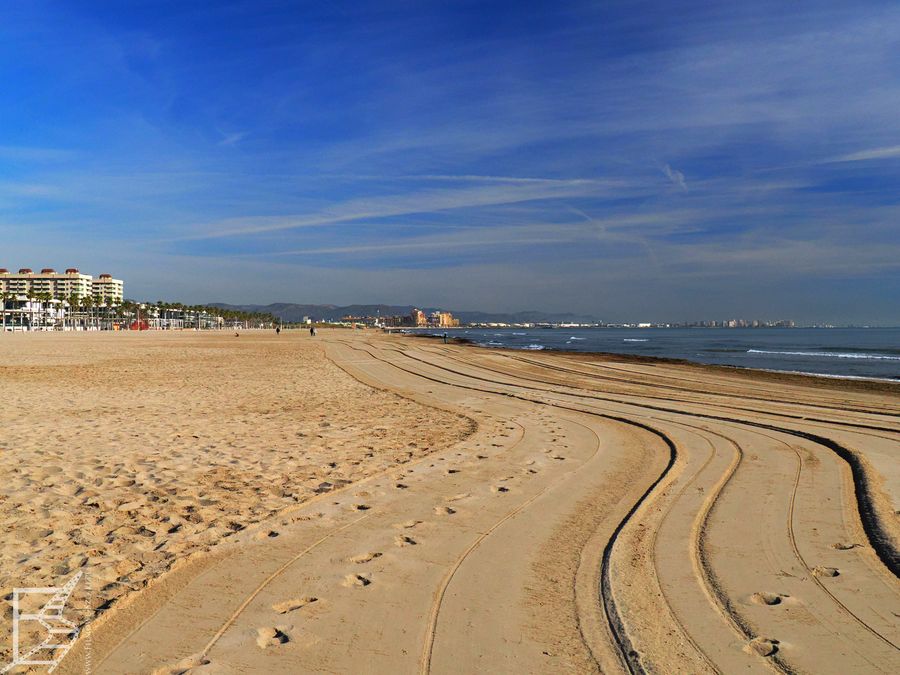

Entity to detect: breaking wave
[747,349,900,361]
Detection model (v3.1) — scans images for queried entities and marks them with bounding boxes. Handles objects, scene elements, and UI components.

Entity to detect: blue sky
[1,0,899,322]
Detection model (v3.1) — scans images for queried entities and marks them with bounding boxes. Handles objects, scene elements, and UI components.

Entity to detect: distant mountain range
[208,303,598,325]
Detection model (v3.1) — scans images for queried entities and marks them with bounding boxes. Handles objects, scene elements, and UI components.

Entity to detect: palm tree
[118,299,132,329]
[0,291,10,330]
[26,290,37,330]
[39,292,53,329]
[82,294,94,330]
[93,293,103,329]
[114,298,126,328]
[96,296,107,330]
[68,293,82,330]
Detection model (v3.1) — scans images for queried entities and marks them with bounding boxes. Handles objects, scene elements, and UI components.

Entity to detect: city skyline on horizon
[2,1,899,324]
[1,260,897,325]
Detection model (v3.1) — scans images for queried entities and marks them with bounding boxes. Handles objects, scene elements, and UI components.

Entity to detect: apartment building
[92,274,125,302]
[410,308,427,327]
[0,268,124,302]
[429,311,459,328]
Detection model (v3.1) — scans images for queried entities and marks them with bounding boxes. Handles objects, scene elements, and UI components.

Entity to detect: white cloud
[218,131,248,147]
[830,145,900,162]
[175,179,630,241]
[663,164,687,191]
[0,145,76,162]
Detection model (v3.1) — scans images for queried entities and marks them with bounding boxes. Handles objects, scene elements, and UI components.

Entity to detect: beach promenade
[2,330,897,673]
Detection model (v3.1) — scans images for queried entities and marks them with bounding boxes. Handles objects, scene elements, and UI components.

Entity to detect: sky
[1,0,899,323]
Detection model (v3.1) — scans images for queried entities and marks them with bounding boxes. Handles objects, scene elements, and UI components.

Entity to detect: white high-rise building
[0,268,124,302]
[91,274,125,303]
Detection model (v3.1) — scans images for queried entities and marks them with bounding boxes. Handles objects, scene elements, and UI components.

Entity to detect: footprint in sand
[491,485,510,493]
[352,503,371,511]
[393,519,421,529]
[256,530,279,540]
[256,626,290,648]
[446,468,460,474]
[395,535,417,546]
[349,552,382,564]
[434,505,456,515]
[745,637,779,657]
[449,493,470,502]
[272,596,318,614]
[832,542,860,550]
[551,455,566,461]
[395,483,409,489]
[476,455,488,460]
[813,566,840,577]
[151,653,211,675]
[343,573,372,587]
[750,592,788,606]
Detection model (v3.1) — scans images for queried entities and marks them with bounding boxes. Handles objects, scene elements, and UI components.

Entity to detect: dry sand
[1,329,898,674]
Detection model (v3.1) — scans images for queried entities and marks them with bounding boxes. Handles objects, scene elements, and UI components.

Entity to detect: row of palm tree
[0,293,277,331]
[139,301,278,329]
[0,291,126,330]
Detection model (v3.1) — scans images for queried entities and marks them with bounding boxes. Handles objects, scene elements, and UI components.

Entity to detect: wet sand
[2,329,898,673]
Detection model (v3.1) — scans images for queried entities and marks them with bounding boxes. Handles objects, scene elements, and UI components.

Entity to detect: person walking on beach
[443,332,448,344]
[310,326,316,337]
[276,326,281,335]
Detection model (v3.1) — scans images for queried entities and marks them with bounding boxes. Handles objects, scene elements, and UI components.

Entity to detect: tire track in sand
[389,344,900,578]
[337,339,680,674]
[387,339,900,670]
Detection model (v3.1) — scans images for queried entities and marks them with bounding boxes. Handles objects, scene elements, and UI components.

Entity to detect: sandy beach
[2,329,898,674]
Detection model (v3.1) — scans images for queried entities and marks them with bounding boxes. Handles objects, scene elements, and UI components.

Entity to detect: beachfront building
[92,274,125,303]
[1,267,126,331]
[377,308,461,328]
[342,315,380,328]
[428,311,459,328]
[0,268,123,301]
[410,308,427,327]
[0,268,93,299]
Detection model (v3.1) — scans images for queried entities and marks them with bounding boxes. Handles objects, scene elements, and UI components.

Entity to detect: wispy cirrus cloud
[829,145,900,163]
[174,178,632,241]
[218,130,248,147]
[0,145,76,162]
[663,164,687,191]
[316,173,601,185]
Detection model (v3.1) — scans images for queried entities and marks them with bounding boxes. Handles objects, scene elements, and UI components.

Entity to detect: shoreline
[404,330,900,393]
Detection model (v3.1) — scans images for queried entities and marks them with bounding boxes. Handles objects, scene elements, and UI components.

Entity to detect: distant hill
[208,303,598,325]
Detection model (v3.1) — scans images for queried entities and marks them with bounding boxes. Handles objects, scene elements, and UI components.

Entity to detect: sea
[406,327,900,382]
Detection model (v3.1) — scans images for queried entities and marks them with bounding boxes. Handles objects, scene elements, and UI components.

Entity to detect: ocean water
[409,327,900,381]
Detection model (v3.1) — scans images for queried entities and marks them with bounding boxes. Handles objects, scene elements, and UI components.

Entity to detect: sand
[0,330,471,672]
[1,329,897,674]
